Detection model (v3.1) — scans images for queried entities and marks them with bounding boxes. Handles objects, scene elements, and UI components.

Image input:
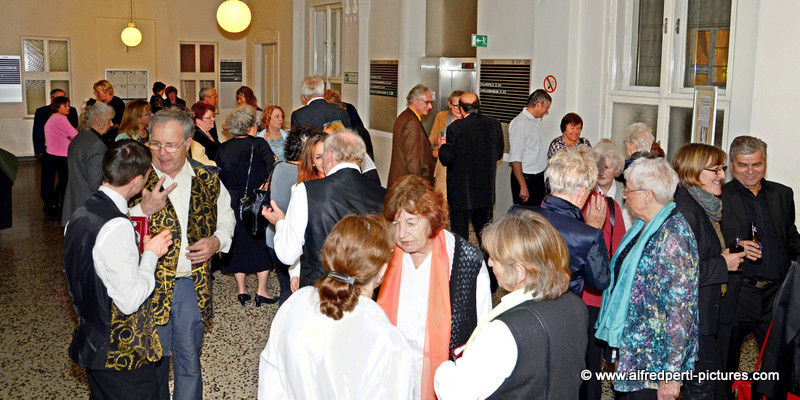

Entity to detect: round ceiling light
[216,0,252,33]
[121,22,142,47]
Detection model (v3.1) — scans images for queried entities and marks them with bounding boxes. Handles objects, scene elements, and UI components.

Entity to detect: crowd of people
[51,77,800,400]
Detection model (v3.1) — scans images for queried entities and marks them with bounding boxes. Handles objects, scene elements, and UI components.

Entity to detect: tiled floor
[0,161,756,399]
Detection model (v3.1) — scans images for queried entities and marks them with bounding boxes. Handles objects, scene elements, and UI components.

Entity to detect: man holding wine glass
[719,136,800,394]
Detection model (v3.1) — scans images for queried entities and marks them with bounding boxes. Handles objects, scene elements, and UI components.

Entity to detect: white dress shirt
[508,108,548,174]
[130,160,235,276]
[258,286,415,400]
[395,230,492,398]
[434,289,536,400]
[273,163,361,277]
[66,186,160,315]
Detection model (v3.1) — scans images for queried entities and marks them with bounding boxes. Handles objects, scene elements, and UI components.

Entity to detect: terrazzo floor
[0,161,757,399]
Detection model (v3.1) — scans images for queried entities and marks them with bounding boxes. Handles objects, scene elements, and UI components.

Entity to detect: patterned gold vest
[129,160,220,325]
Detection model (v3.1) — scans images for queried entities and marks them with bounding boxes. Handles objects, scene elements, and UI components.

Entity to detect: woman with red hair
[257,105,288,161]
[377,175,492,400]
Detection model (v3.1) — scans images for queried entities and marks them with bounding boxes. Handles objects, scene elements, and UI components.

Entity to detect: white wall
[748,1,800,210]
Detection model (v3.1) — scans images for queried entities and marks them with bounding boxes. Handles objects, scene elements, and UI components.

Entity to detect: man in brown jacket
[387,84,435,188]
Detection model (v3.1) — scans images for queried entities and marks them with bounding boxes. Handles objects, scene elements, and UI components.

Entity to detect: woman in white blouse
[377,175,492,400]
[434,210,589,399]
[258,214,414,400]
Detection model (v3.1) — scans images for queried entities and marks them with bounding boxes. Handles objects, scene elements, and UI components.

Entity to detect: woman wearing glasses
[595,157,699,400]
[673,143,746,399]
[428,90,464,196]
[116,100,152,143]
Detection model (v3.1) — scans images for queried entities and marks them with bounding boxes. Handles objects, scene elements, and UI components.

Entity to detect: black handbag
[239,143,272,238]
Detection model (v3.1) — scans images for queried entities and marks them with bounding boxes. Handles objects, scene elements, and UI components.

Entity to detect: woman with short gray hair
[214,104,278,307]
[595,157,699,399]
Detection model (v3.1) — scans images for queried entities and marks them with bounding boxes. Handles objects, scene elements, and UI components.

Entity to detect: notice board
[105,69,149,100]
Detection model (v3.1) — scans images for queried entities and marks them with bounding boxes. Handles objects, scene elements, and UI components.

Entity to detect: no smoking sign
[544,75,557,93]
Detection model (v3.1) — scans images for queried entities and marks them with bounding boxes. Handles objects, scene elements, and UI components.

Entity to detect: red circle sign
[544,75,557,93]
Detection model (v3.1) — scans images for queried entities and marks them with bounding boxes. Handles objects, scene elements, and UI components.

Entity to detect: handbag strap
[243,141,255,195]
[520,307,550,399]
[264,160,283,191]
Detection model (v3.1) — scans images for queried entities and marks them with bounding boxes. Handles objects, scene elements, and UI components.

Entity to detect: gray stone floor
[0,161,757,399]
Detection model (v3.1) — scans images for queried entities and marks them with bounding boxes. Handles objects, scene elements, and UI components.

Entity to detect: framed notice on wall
[691,86,718,145]
[105,69,149,100]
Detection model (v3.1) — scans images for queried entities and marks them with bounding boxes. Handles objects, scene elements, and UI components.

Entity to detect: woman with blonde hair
[259,214,414,399]
[435,210,589,399]
[673,143,746,399]
[257,105,288,161]
[115,100,151,143]
[429,90,464,196]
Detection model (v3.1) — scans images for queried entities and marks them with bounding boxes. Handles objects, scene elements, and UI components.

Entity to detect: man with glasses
[508,89,552,207]
[129,107,235,400]
[388,84,436,188]
[290,76,351,131]
[719,136,800,394]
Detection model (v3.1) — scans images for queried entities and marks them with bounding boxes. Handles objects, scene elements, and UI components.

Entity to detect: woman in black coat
[215,104,277,307]
[673,143,746,399]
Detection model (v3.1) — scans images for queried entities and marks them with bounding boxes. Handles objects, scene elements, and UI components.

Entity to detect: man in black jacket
[290,76,351,131]
[264,130,385,290]
[720,136,800,393]
[438,92,504,246]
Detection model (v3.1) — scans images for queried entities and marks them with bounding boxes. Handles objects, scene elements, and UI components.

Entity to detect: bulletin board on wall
[105,70,149,100]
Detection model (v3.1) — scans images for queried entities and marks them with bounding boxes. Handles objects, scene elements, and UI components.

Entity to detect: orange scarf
[377,230,451,400]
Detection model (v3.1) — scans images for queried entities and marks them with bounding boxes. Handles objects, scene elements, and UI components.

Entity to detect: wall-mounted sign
[220,60,243,82]
[544,75,557,93]
[0,56,22,103]
[105,69,149,100]
[344,72,358,84]
[692,86,718,145]
[471,34,488,48]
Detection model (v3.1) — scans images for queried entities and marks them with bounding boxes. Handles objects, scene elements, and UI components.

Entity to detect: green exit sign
[471,34,488,47]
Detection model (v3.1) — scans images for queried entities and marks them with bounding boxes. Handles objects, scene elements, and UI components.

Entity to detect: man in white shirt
[508,89,552,207]
[129,107,236,400]
[263,130,386,291]
[64,140,172,400]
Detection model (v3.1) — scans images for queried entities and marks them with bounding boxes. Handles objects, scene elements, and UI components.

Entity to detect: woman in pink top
[42,96,76,219]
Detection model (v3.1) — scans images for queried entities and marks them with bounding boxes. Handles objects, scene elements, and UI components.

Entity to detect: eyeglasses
[449,102,459,108]
[417,98,433,105]
[622,185,648,196]
[148,140,187,153]
[202,115,215,121]
[138,112,152,118]
[704,165,728,174]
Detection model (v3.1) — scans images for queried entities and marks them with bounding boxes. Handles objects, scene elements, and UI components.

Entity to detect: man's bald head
[459,92,480,115]
[323,130,366,171]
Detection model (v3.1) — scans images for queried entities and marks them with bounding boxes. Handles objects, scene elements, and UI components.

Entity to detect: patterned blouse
[614,212,699,392]
[547,136,591,158]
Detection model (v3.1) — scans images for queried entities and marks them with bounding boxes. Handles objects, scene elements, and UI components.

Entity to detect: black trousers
[41,153,68,210]
[86,364,158,400]
[450,207,492,247]
[683,333,726,400]
[581,305,604,400]
[721,280,779,398]
[617,389,657,400]
[267,245,291,306]
[510,171,546,207]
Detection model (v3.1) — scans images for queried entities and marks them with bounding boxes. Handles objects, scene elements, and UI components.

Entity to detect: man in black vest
[264,130,386,290]
[63,140,172,399]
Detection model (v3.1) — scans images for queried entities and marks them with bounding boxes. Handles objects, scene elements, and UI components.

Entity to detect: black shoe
[255,294,278,307]
[237,293,251,307]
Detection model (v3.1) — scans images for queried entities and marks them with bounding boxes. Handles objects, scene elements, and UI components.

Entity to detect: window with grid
[309,1,343,92]
[179,42,218,106]
[607,0,732,159]
[22,37,71,117]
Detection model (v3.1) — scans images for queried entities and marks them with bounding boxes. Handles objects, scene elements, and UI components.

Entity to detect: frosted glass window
[181,81,196,103]
[200,80,215,89]
[25,80,46,115]
[314,9,327,77]
[666,107,724,160]
[23,39,44,72]
[51,80,70,98]
[610,102,659,150]
[48,40,69,72]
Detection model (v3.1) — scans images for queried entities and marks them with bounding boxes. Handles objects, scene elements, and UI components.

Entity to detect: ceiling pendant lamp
[121,0,142,47]
[217,0,252,33]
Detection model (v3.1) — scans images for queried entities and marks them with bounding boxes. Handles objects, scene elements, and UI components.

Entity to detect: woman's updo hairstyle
[315,214,394,320]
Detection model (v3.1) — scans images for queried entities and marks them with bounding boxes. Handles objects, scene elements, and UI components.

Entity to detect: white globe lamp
[121,22,142,47]
[217,0,252,33]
